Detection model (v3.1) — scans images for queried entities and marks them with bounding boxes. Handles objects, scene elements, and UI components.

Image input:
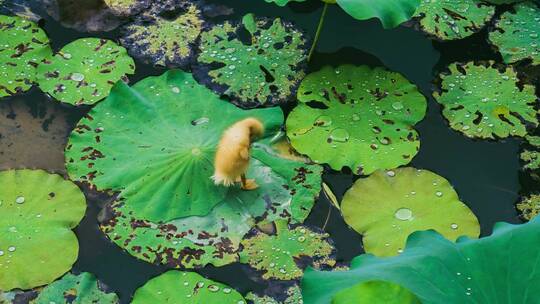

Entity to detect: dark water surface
[0,0,536,302]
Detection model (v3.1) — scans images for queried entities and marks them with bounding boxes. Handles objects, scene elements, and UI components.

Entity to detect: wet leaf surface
[332,281,421,304]
[0,15,52,98]
[286,65,427,175]
[36,38,135,106]
[0,169,86,290]
[335,0,420,29]
[194,14,308,108]
[341,167,480,256]
[434,61,538,139]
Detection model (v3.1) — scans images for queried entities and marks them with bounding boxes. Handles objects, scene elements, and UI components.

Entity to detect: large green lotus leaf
[488,2,540,65]
[336,0,420,29]
[34,272,118,304]
[413,0,495,40]
[120,1,204,68]
[99,145,322,268]
[302,218,540,304]
[434,62,538,139]
[286,65,426,175]
[341,167,479,256]
[36,38,135,106]
[0,169,86,291]
[104,0,150,16]
[132,271,246,304]
[516,193,540,221]
[239,220,335,281]
[332,281,421,304]
[195,15,308,108]
[246,284,303,304]
[0,15,52,98]
[65,69,315,223]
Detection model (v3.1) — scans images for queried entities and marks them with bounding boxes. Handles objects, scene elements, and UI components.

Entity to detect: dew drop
[451,223,458,230]
[328,128,350,143]
[391,102,404,110]
[191,117,210,126]
[15,196,25,204]
[223,288,232,294]
[8,246,15,252]
[70,73,85,81]
[297,236,306,242]
[386,170,396,177]
[171,86,180,93]
[314,115,332,127]
[208,284,220,292]
[394,208,413,221]
[435,191,443,197]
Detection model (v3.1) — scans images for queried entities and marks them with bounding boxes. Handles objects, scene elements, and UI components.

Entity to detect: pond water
[0,0,535,302]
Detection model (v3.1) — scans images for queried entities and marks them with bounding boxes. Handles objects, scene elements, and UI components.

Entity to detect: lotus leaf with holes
[302,218,540,304]
[36,38,135,105]
[341,168,479,256]
[239,220,335,281]
[0,15,52,98]
[287,65,427,175]
[0,169,86,291]
[195,15,308,108]
[132,271,246,304]
[489,2,540,65]
[434,62,538,139]
[413,0,495,40]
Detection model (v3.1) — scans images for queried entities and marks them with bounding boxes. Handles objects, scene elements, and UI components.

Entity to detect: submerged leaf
[434,62,538,139]
[302,218,540,304]
[195,15,308,108]
[239,220,335,281]
[65,70,322,267]
[103,0,151,16]
[120,1,204,68]
[0,169,86,290]
[43,0,125,32]
[489,2,540,65]
[132,271,245,304]
[516,193,540,221]
[341,168,479,256]
[34,272,118,304]
[0,15,52,98]
[36,38,135,105]
[413,0,495,40]
[286,65,427,175]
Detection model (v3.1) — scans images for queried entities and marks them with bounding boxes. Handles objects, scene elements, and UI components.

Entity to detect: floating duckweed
[434,62,537,139]
[287,65,427,175]
[0,15,52,98]
[413,0,495,40]
[195,14,308,108]
[341,167,480,256]
[239,221,335,280]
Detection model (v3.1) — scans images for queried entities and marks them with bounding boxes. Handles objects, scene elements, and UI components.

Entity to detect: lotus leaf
[132,270,246,304]
[104,0,150,16]
[341,168,480,256]
[0,169,86,291]
[195,15,308,108]
[516,193,540,221]
[120,1,204,68]
[489,2,540,65]
[245,284,303,304]
[34,272,119,304]
[36,38,135,106]
[302,218,540,304]
[263,0,306,6]
[239,220,335,281]
[434,62,538,139]
[0,15,52,98]
[65,70,322,267]
[335,0,420,29]
[286,65,427,175]
[332,281,421,304]
[413,0,495,40]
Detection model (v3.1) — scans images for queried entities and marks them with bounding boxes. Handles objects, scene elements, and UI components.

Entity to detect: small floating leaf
[521,135,540,180]
[434,61,538,139]
[0,169,86,290]
[413,0,495,40]
[34,272,119,304]
[239,220,335,281]
[37,38,135,106]
[489,2,540,65]
[103,0,151,16]
[132,271,246,304]
[516,193,540,221]
[286,65,427,175]
[246,284,303,304]
[341,167,479,256]
[195,15,308,108]
[0,15,52,98]
[120,1,204,68]
[302,218,540,304]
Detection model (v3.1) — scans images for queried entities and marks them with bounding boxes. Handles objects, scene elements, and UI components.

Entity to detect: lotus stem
[308,3,329,62]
